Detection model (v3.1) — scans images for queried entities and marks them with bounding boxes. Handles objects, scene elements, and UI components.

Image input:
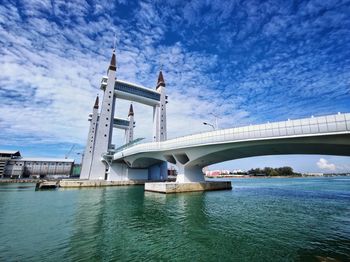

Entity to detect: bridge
[101,78,162,106]
[112,113,350,182]
[80,49,350,193]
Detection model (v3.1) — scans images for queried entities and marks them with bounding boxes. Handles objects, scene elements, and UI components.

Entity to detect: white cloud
[0,1,251,149]
[0,0,350,165]
[316,158,336,171]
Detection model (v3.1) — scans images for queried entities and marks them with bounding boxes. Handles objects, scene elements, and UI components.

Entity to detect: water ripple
[0,177,349,261]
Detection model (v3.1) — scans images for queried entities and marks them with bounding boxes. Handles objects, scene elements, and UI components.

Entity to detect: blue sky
[0,0,349,173]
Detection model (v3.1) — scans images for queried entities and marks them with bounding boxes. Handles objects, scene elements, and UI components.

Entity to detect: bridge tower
[125,104,134,144]
[88,49,117,180]
[80,95,99,179]
[80,51,168,182]
[153,70,167,142]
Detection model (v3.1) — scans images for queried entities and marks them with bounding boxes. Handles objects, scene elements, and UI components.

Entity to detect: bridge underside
[189,135,350,168]
[119,134,350,170]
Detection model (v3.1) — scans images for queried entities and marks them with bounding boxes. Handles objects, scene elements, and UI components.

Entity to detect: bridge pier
[175,165,205,183]
[148,161,168,181]
[145,162,232,194]
[107,162,168,182]
[108,162,148,181]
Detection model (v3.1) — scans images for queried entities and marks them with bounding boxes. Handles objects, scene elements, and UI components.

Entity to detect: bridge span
[80,50,350,192]
[112,113,350,182]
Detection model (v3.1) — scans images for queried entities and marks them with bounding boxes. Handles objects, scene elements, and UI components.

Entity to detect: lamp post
[210,113,221,130]
[76,152,84,164]
[203,122,216,130]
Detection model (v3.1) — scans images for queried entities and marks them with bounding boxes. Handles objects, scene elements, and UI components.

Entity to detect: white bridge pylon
[80,49,168,181]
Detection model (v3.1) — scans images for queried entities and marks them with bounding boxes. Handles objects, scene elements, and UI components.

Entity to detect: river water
[0,177,349,261]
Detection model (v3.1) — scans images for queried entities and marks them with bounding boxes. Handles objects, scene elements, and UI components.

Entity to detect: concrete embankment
[36,181,59,190]
[59,179,147,188]
[2,179,233,194]
[145,181,232,194]
[0,179,46,183]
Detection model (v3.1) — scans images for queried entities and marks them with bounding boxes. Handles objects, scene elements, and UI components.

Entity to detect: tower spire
[113,33,117,50]
[156,70,165,89]
[94,95,99,109]
[128,103,134,117]
[108,49,116,71]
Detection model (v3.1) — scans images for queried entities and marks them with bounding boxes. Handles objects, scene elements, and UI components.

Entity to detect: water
[0,177,349,261]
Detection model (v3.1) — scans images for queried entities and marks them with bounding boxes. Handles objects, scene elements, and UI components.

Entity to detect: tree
[269,169,279,176]
[277,166,294,176]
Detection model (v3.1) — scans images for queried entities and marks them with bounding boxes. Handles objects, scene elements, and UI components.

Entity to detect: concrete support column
[124,129,129,144]
[128,116,134,143]
[152,106,160,142]
[148,161,168,181]
[80,98,99,179]
[89,51,117,180]
[175,165,205,183]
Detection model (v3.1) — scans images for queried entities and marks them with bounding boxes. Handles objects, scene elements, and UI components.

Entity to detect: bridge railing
[114,113,350,158]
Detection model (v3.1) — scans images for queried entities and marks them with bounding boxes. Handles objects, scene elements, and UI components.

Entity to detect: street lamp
[76,152,84,164]
[210,113,221,130]
[203,122,215,130]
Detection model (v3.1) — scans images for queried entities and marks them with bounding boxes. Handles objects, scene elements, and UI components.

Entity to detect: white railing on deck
[114,113,350,159]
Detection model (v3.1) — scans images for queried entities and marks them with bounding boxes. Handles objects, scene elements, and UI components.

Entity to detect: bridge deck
[114,113,350,160]
[113,118,130,130]
[101,77,160,106]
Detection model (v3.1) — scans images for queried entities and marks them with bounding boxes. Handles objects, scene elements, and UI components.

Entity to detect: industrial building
[0,150,21,178]
[0,150,74,179]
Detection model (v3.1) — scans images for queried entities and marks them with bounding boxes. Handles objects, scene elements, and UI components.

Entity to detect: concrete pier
[35,181,59,190]
[59,179,146,188]
[144,181,232,194]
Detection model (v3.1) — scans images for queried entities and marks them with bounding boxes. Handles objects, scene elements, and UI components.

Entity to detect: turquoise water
[0,177,349,261]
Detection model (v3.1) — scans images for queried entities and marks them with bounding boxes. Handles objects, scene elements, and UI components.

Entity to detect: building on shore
[0,150,74,179]
[205,170,230,176]
[4,158,74,179]
[0,150,21,178]
[303,172,324,176]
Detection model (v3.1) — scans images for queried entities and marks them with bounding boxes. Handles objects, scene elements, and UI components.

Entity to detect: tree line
[247,166,301,176]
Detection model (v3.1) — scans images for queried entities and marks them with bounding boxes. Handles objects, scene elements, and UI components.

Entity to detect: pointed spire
[156,70,165,89]
[93,95,99,109]
[128,103,134,117]
[108,49,117,71]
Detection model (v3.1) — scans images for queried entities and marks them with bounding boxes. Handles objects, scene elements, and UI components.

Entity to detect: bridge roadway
[113,113,350,182]
[113,118,130,130]
[101,77,161,106]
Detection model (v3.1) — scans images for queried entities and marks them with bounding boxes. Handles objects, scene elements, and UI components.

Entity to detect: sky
[0,0,349,173]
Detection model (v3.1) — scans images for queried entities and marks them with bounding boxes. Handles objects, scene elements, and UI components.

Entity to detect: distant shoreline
[206,175,297,179]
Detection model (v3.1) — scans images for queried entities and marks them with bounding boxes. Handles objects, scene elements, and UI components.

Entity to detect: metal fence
[114,113,350,158]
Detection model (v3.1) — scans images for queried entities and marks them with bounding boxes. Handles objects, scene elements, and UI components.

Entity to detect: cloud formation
[317,158,336,171]
[0,0,350,163]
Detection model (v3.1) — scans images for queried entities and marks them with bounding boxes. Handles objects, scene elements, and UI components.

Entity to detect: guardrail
[114,113,350,159]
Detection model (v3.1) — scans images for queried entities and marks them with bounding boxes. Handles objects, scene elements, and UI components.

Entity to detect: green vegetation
[247,166,301,177]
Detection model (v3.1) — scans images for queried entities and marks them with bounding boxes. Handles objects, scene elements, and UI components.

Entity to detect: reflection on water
[0,178,349,261]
